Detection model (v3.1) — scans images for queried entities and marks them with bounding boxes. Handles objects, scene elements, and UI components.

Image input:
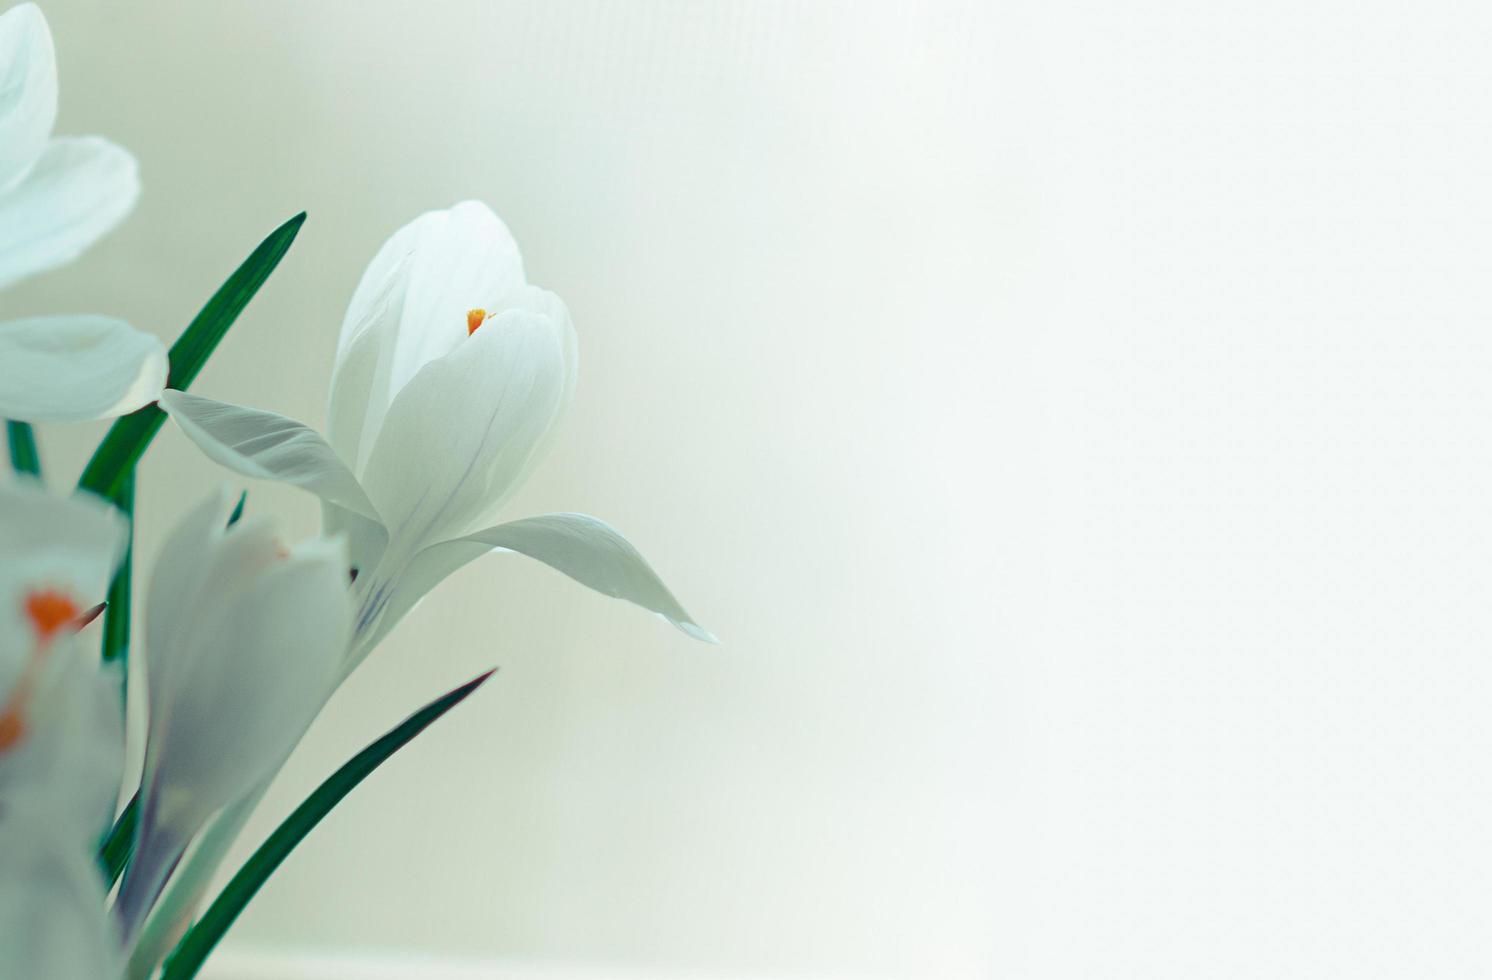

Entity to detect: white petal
[322,500,389,581]
[123,513,350,941]
[327,201,526,475]
[0,136,138,290]
[0,480,127,674]
[143,537,349,832]
[160,390,382,522]
[143,491,292,713]
[0,828,119,979]
[359,297,576,552]
[356,513,713,657]
[0,314,165,421]
[0,3,56,190]
[0,646,124,845]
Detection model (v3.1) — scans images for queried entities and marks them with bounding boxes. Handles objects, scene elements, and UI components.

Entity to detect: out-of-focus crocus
[0,820,122,978]
[0,480,129,978]
[161,200,712,671]
[0,3,139,289]
[114,490,352,941]
[0,4,165,422]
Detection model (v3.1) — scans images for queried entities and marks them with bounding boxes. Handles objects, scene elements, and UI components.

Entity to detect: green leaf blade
[76,213,307,500]
[102,472,134,667]
[159,668,497,979]
[6,420,40,476]
[99,792,139,887]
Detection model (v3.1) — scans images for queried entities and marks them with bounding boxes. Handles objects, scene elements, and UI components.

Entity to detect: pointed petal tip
[676,620,720,645]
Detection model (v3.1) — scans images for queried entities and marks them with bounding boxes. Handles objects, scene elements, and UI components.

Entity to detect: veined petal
[160,390,382,522]
[328,201,526,475]
[0,136,138,290]
[0,3,55,191]
[0,314,165,421]
[360,299,576,551]
[322,501,389,582]
[358,513,714,657]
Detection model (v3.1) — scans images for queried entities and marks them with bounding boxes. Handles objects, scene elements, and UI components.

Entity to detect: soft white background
[10,0,1492,977]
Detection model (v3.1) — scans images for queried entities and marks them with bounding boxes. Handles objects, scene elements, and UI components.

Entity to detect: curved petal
[0,647,124,846]
[145,537,349,832]
[0,3,55,191]
[328,201,526,475]
[355,512,713,659]
[0,480,127,675]
[322,500,388,582]
[142,488,232,712]
[0,136,138,290]
[124,534,351,938]
[160,390,382,522]
[0,829,119,979]
[0,314,165,421]
[359,295,576,553]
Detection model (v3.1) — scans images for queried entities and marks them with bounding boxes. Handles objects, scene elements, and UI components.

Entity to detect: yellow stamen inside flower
[467,308,488,335]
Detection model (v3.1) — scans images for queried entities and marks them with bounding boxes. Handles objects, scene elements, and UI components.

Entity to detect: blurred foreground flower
[0,481,128,977]
[162,200,712,669]
[114,490,352,941]
[0,3,164,423]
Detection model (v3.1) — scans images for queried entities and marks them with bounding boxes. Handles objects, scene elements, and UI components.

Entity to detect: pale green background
[12,2,1008,977]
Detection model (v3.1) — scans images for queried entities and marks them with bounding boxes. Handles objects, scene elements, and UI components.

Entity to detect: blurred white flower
[0,3,138,289]
[0,314,167,422]
[0,480,129,979]
[161,200,712,669]
[0,824,121,979]
[114,490,352,940]
[0,3,165,422]
[0,480,127,832]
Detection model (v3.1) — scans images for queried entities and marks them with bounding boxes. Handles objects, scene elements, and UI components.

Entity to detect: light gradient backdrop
[14,2,1009,978]
[19,0,1492,978]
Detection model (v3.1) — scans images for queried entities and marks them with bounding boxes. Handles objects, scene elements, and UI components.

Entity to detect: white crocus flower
[113,489,352,942]
[0,480,129,979]
[0,3,165,422]
[161,200,712,671]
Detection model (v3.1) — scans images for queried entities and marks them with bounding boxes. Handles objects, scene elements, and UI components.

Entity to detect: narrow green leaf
[102,472,134,670]
[76,213,307,500]
[160,668,497,980]
[227,490,247,527]
[99,792,139,887]
[6,420,40,476]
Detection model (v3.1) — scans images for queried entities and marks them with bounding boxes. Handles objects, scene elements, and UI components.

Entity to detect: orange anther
[467,308,488,335]
[24,589,80,642]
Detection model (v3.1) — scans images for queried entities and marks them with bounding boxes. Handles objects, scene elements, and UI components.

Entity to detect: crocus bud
[115,489,352,940]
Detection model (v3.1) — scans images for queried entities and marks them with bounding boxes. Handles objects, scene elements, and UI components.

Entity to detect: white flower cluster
[0,6,710,977]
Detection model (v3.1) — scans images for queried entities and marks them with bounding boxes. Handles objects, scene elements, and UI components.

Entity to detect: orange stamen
[467,308,488,335]
[0,710,25,751]
[24,589,80,643]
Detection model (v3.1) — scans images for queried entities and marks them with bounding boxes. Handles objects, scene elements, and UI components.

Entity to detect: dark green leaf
[102,472,134,670]
[76,213,307,500]
[160,668,497,979]
[99,792,139,887]
[6,420,39,476]
[227,490,247,527]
